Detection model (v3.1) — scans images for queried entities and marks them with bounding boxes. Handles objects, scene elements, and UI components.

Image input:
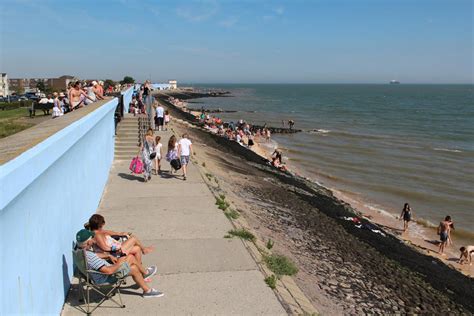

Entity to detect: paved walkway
[62,128,286,315]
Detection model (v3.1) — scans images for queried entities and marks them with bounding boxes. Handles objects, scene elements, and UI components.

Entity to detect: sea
[190,84,474,244]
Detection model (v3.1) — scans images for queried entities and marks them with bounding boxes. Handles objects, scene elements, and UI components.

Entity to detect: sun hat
[59,92,65,97]
[92,80,98,86]
[76,229,94,245]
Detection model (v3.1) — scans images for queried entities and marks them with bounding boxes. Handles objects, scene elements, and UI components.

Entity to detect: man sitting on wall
[75,229,164,298]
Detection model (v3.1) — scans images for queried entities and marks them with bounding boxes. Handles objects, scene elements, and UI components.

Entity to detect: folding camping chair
[72,248,127,315]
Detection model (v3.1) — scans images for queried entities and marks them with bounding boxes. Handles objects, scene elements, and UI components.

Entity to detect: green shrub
[215,195,229,210]
[264,254,298,277]
[224,208,239,220]
[266,239,274,250]
[227,228,256,242]
[264,275,277,289]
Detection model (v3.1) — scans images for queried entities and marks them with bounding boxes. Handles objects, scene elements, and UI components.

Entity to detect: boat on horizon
[389,80,400,84]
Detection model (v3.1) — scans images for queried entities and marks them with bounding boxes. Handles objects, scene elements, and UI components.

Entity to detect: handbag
[129,156,144,174]
[170,158,182,170]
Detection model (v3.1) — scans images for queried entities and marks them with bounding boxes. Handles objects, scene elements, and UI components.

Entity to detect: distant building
[168,80,178,89]
[51,75,77,90]
[8,75,78,93]
[0,73,9,97]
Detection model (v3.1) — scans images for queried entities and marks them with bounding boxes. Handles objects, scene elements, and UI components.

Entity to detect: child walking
[154,136,163,175]
[164,110,171,131]
[178,133,193,181]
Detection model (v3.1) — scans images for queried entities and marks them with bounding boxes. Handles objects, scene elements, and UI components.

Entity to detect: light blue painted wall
[0,98,118,315]
[121,86,133,113]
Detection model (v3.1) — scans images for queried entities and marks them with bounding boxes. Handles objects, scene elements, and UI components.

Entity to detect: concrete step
[116,141,139,146]
[118,124,138,129]
[115,152,138,156]
[116,134,139,139]
[116,134,138,138]
[115,147,138,152]
[116,131,139,136]
[117,127,138,131]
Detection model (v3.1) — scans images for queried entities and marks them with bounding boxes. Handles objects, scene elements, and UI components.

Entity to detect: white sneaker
[143,288,164,298]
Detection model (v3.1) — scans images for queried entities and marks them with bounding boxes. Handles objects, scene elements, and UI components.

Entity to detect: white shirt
[156,106,164,118]
[178,138,192,156]
[154,143,162,159]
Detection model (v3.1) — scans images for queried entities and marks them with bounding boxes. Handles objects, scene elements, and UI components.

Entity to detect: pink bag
[129,156,144,174]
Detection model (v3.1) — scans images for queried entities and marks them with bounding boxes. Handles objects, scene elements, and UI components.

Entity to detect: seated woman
[272,157,288,172]
[85,214,153,263]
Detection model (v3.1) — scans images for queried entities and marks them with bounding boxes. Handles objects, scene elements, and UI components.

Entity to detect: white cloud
[150,7,160,16]
[176,0,218,22]
[274,6,285,15]
[219,16,238,28]
[263,15,274,22]
[263,5,285,22]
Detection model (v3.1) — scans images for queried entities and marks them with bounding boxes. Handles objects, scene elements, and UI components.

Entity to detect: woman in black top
[400,203,412,232]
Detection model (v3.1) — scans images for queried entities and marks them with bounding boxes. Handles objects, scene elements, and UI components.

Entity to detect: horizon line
[179,82,474,85]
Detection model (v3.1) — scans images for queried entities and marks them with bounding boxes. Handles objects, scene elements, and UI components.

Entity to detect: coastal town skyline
[1,0,472,84]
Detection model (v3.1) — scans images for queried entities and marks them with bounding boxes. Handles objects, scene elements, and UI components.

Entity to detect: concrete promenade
[62,128,286,315]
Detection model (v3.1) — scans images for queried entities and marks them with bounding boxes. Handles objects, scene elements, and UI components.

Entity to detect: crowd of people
[129,82,171,132]
[136,127,193,182]
[166,97,291,172]
[75,214,164,298]
[38,80,107,119]
[194,108,290,171]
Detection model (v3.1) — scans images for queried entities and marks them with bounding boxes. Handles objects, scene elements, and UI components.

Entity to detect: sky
[0,0,472,83]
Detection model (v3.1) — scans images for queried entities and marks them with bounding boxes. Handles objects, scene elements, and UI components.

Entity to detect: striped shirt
[85,250,111,284]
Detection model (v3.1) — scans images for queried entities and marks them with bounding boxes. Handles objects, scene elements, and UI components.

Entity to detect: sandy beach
[154,90,474,314]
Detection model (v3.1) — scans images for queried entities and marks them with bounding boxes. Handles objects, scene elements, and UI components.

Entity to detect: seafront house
[168,79,178,89]
[0,73,9,97]
[8,75,78,93]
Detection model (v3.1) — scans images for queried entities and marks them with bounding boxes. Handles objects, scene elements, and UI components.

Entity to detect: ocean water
[191,84,474,241]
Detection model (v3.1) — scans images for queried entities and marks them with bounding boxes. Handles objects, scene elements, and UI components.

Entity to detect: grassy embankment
[0,102,39,138]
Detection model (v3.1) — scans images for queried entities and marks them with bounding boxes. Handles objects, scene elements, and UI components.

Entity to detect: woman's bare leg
[121,236,154,255]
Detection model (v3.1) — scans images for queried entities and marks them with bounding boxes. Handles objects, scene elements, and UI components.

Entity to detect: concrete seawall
[0,98,118,315]
[121,86,133,113]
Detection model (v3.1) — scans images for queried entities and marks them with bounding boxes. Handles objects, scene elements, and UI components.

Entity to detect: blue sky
[0,0,472,83]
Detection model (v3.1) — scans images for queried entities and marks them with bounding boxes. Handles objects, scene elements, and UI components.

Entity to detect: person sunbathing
[85,214,154,263]
[75,229,163,298]
[272,157,288,172]
[459,246,474,265]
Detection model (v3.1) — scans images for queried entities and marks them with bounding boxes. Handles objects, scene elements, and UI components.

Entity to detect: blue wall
[0,98,118,315]
[121,86,133,113]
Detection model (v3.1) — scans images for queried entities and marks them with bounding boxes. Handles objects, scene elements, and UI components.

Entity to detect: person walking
[178,133,193,181]
[140,128,156,183]
[438,216,452,255]
[154,136,163,175]
[288,119,295,130]
[155,104,165,131]
[164,110,171,131]
[166,135,179,173]
[399,203,412,232]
